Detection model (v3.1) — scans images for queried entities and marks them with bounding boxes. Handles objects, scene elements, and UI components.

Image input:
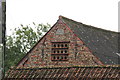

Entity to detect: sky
[6,0,119,35]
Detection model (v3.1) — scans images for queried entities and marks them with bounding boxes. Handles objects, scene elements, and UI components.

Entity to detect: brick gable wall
[18,19,103,67]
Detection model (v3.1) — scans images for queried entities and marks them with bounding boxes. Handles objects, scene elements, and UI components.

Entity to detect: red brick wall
[18,20,103,67]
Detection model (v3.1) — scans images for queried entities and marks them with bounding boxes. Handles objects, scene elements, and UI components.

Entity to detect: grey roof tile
[61,16,119,64]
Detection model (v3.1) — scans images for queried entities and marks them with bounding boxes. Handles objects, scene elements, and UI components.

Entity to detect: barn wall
[18,20,102,67]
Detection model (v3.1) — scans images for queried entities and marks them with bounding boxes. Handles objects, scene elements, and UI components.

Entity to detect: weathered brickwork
[18,19,103,67]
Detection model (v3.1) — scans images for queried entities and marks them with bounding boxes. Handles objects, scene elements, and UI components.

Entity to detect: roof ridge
[12,65,120,69]
[59,15,82,23]
[59,15,118,33]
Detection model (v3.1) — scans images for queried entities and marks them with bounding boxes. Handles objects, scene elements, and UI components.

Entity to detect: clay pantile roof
[60,16,120,65]
[4,65,120,80]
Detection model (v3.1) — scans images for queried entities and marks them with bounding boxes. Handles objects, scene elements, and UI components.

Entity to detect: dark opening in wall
[65,44,68,47]
[65,50,67,53]
[54,44,56,47]
[61,44,64,47]
[58,44,60,47]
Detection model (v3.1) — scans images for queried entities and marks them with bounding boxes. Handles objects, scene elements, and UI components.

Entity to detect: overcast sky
[6,0,119,35]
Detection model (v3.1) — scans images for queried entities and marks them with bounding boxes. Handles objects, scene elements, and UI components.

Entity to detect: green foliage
[5,23,50,72]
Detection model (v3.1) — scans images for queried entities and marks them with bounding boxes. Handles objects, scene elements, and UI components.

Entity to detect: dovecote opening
[51,41,70,61]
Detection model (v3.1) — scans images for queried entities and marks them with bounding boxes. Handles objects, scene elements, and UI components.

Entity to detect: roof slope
[60,16,119,64]
[4,65,120,79]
